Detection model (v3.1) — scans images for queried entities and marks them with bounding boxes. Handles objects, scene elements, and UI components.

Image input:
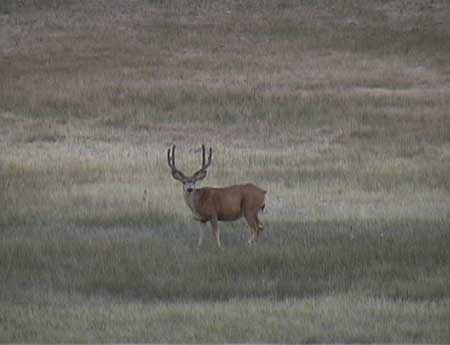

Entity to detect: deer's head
[167,145,212,193]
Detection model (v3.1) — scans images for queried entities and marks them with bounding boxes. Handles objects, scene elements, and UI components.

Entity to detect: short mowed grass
[1,0,450,343]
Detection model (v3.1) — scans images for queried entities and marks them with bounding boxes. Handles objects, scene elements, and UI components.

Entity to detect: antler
[191,144,212,181]
[167,145,212,182]
[167,145,188,182]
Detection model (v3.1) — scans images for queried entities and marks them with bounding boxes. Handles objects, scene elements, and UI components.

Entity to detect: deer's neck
[183,188,207,220]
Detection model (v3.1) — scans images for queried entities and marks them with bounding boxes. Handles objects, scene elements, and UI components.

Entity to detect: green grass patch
[2,220,448,303]
[1,295,449,343]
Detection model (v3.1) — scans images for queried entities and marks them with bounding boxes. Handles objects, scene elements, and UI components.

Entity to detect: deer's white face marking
[183,180,197,193]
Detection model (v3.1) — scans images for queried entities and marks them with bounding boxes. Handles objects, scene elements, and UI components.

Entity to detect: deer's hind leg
[256,214,263,234]
[244,211,261,245]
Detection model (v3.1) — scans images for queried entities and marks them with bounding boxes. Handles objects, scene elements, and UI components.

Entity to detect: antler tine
[199,144,212,170]
[167,145,175,170]
[190,145,213,180]
[201,144,206,168]
[201,144,212,169]
[202,147,212,169]
[167,145,189,181]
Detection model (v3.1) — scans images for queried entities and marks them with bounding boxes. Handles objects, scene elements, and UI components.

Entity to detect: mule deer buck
[167,145,266,247]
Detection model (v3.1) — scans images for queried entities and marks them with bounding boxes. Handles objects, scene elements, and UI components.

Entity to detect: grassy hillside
[1,0,449,342]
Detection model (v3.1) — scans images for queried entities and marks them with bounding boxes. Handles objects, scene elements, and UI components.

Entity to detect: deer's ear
[172,170,186,181]
[192,170,207,181]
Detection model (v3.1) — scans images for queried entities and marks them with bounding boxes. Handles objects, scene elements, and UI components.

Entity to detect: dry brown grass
[1,0,450,342]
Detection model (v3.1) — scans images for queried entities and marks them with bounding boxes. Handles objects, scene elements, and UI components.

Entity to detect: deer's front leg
[210,217,221,248]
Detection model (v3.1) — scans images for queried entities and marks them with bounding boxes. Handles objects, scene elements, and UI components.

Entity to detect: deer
[167,145,267,248]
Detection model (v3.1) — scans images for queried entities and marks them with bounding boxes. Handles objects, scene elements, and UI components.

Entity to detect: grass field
[1,0,450,343]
